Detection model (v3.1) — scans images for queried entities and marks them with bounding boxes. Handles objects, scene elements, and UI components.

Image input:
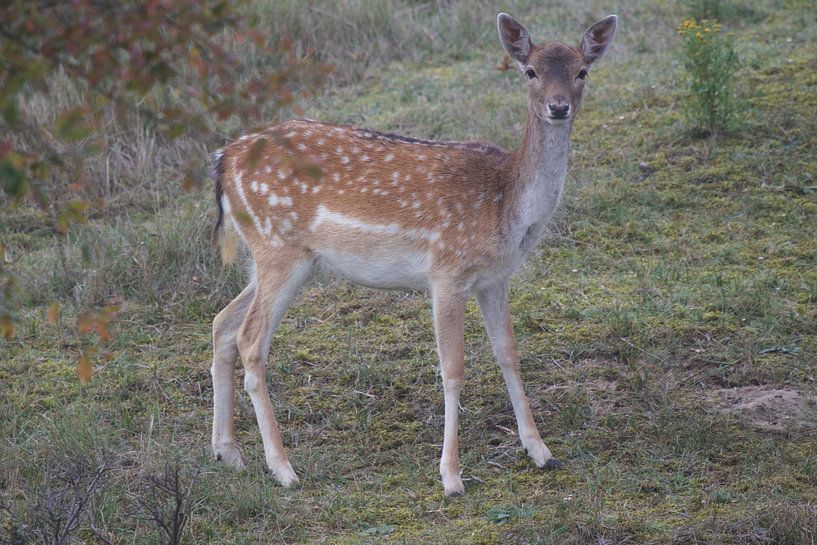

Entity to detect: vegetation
[2,0,816,543]
[678,18,740,134]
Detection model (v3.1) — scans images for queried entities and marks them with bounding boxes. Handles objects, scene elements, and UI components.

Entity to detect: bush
[677,18,740,135]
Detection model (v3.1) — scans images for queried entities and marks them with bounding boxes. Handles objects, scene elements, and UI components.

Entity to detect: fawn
[210,12,617,496]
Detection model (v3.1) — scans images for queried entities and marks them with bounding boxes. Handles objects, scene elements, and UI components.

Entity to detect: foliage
[0,452,113,545]
[685,0,730,20]
[2,1,817,543]
[0,0,324,376]
[677,18,740,135]
[137,462,201,545]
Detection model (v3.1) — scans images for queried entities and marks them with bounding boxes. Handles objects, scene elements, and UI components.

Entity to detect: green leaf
[55,108,93,142]
[0,156,28,198]
[486,504,535,523]
[361,525,395,536]
[1,97,19,126]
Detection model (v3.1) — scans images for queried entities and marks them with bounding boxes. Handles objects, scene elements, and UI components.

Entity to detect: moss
[2,2,817,543]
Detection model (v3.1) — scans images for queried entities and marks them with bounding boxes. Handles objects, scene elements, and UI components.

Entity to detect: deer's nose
[548,100,570,119]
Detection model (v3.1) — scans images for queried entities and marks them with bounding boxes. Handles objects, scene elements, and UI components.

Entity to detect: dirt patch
[705,386,817,433]
[539,378,623,415]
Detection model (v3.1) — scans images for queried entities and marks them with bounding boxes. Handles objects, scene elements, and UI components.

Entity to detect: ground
[1,1,816,543]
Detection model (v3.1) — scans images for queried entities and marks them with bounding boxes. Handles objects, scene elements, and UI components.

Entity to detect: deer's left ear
[579,15,617,65]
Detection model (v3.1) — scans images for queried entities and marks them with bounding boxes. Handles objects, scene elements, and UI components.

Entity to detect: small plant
[677,18,740,135]
[138,461,201,545]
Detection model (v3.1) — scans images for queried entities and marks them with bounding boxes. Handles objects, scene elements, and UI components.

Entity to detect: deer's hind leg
[212,282,256,469]
[236,248,314,487]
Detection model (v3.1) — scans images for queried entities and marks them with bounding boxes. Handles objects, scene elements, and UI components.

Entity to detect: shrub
[677,18,740,135]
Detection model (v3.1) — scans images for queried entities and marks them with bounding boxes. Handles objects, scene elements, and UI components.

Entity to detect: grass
[2,0,817,543]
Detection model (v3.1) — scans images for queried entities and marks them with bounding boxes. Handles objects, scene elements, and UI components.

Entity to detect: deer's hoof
[544,458,564,471]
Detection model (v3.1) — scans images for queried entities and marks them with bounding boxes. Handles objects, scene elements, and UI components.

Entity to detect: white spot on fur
[309,205,439,242]
[268,193,293,207]
[341,156,350,165]
[384,153,394,162]
[260,183,269,195]
[251,181,258,192]
[233,167,267,236]
[298,143,307,151]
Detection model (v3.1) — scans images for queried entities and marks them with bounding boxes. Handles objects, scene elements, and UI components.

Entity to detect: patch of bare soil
[541,378,622,415]
[705,386,817,433]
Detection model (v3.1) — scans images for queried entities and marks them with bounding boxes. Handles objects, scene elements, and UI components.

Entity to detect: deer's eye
[525,68,537,79]
[577,69,588,80]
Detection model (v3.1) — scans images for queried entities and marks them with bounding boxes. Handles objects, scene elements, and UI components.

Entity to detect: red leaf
[76,350,93,384]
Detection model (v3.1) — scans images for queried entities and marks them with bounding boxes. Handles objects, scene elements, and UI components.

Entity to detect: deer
[209,13,617,496]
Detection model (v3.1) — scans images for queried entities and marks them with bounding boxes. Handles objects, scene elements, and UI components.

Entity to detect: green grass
[2,1,817,543]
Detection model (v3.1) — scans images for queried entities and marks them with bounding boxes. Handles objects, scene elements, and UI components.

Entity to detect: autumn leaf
[55,107,93,142]
[46,302,60,324]
[76,349,94,384]
[0,315,13,340]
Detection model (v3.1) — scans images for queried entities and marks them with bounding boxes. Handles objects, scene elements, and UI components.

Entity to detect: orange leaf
[76,311,95,336]
[1,316,13,340]
[47,302,60,324]
[76,350,93,384]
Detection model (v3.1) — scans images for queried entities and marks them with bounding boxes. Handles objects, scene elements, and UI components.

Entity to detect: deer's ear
[579,15,617,65]
[497,13,532,67]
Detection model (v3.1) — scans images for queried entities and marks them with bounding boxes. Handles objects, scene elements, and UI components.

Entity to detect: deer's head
[498,13,617,126]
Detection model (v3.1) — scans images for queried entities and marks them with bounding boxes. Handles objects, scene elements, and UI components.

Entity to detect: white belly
[316,247,430,290]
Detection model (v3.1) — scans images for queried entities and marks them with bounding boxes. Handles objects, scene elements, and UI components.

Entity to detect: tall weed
[677,18,740,135]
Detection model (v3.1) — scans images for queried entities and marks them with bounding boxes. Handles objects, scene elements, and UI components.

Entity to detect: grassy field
[2,1,817,543]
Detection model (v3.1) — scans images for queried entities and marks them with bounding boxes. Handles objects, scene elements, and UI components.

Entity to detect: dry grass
[2,1,817,543]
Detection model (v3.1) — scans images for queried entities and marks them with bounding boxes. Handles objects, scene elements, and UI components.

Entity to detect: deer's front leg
[476,282,561,470]
[431,284,469,496]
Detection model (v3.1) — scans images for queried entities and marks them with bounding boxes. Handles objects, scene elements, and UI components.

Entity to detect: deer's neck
[506,110,572,242]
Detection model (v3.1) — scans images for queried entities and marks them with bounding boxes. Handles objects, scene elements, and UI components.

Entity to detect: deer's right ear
[497,13,532,67]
